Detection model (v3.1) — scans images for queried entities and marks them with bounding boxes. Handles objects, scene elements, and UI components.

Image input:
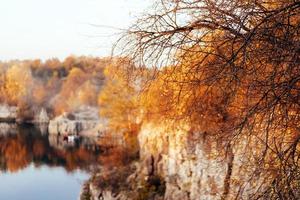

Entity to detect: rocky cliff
[48,106,99,135]
[137,122,271,200]
[0,105,17,122]
[82,121,270,200]
[34,108,50,123]
[0,104,51,124]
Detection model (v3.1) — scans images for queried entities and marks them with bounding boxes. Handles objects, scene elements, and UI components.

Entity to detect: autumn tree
[0,70,6,103]
[98,58,143,154]
[98,58,141,131]
[117,0,300,198]
[4,65,34,104]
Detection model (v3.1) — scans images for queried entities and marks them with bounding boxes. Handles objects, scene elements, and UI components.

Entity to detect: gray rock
[0,104,17,122]
[48,106,99,135]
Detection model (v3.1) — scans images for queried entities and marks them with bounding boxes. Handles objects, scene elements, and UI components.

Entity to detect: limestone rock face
[48,106,99,135]
[138,122,267,200]
[0,105,17,122]
[34,108,49,123]
[81,121,268,200]
[79,162,141,200]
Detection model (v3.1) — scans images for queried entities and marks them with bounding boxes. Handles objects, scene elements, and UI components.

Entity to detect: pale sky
[0,0,151,61]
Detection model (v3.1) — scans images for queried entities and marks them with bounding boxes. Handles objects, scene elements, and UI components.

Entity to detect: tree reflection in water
[0,123,102,173]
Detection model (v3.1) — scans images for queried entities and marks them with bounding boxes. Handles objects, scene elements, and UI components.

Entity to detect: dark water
[0,123,101,200]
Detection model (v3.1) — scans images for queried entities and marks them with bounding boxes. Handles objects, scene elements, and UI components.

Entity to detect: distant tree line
[0,56,109,121]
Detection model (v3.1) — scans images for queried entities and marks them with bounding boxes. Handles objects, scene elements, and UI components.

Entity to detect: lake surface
[0,123,101,200]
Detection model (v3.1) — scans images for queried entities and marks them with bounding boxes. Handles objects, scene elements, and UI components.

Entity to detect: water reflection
[0,123,101,173]
[0,164,88,200]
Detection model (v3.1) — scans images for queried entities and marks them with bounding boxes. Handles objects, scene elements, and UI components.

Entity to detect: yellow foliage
[98,59,140,132]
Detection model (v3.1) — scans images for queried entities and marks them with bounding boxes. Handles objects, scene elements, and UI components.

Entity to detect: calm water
[0,123,101,200]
